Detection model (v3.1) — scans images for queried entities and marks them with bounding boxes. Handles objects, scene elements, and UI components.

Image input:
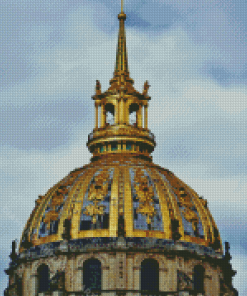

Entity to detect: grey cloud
[154,110,247,177]
[0,96,92,150]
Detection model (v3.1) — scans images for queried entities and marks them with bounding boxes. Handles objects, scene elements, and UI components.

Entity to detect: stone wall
[10,250,225,296]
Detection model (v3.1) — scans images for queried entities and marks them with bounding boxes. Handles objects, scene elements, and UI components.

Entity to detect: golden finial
[113,0,128,77]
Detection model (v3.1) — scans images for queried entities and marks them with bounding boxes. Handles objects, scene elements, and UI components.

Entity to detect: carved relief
[166,172,200,236]
[134,168,156,225]
[83,169,110,224]
[42,186,69,231]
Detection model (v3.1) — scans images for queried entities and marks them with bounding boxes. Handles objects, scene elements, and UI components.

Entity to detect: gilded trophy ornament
[134,169,156,225]
[84,169,109,224]
[42,185,69,230]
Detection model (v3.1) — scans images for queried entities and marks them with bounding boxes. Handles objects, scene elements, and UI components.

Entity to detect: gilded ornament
[84,170,110,224]
[176,186,199,224]
[134,169,156,225]
[51,194,64,207]
[43,211,59,230]
[57,186,69,195]
[42,185,68,231]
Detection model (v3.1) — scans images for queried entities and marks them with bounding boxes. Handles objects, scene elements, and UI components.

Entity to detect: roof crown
[87,2,155,161]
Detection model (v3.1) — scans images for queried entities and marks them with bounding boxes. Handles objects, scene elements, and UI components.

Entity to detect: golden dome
[19,155,222,253]
[19,3,222,255]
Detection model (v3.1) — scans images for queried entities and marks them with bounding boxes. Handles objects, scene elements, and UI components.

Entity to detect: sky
[0,0,246,294]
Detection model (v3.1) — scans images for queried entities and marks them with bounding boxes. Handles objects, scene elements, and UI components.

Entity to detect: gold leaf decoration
[165,173,201,233]
[51,194,64,207]
[178,188,199,228]
[84,169,109,224]
[42,185,68,231]
[43,210,59,230]
[134,169,156,225]
[182,208,198,222]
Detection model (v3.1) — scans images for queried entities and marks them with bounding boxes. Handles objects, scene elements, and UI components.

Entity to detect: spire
[110,0,134,88]
[87,0,155,162]
[115,0,128,76]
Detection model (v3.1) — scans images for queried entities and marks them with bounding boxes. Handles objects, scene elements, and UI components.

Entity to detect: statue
[96,80,101,95]
[142,80,150,96]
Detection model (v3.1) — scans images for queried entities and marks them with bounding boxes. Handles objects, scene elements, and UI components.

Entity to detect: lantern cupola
[87,4,155,161]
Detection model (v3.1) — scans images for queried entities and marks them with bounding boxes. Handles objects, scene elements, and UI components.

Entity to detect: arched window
[105,103,115,125]
[129,103,139,126]
[37,264,50,293]
[193,265,205,293]
[83,258,102,291]
[141,258,159,293]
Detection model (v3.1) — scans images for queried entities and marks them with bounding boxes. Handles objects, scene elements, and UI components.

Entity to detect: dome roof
[19,7,222,256]
[20,155,222,253]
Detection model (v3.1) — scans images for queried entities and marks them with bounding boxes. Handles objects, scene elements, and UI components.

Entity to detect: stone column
[74,267,83,292]
[204,273,213,296]
[167,258,177,292]
[65,256,76,292]
[101,104,106,128]
[116,252,126,290]
[124,99,129,124]
[211,271,220,296]
[144,104,148,129]
[115,100,119,124]
[95,103,99,129]
[137,105,142,128]
[133,266,140,291]
[160,267,169,292]
[119,99,125,124]
[127,255,134,291]
[102,265,110,296]
[23,264,32,296]
[108,253,116,290]
[122,141,126,151]
[31,273,38,296]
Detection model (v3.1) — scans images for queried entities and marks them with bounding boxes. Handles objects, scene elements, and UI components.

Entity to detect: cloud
[1,0,246,294]
[232,252,247,296]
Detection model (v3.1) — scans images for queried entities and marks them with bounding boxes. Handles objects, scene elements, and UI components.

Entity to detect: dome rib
[146,167,171,239]
[109,166,119,237]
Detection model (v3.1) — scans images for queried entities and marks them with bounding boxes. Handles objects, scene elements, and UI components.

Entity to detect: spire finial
[113,0,128,79]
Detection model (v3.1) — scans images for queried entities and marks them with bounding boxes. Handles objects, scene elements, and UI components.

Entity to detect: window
[111,143,117,151]
[129,103,139,126]
[126,142,132,151]
[141,259,159,293]
[139,143,146,153]
[193,265,205,293]
[37,264,50,293]
[105,103,115,125]
[83,259,102,291]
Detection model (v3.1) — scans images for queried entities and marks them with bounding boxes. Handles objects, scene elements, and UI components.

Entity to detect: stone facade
[5,238,237,296]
